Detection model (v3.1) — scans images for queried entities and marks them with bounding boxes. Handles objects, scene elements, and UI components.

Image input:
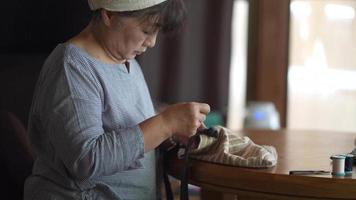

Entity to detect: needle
[289,170,330,175]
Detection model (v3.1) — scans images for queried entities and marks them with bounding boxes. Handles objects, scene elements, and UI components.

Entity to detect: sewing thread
[330,155,346,176]
[344,154,354,174]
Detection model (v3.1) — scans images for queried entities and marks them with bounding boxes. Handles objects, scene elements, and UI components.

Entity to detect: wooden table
[166,129,356,200]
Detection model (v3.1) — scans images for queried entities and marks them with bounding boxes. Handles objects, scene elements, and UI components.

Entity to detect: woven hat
[88,0,168,11]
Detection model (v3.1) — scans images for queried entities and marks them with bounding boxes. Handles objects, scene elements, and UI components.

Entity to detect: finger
[174,135,190,145]
[198,103,210,114]
[198,113,207,123]
[199,122,207,129]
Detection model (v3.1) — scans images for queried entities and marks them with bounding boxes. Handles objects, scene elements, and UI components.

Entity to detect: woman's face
[102,13,160,62]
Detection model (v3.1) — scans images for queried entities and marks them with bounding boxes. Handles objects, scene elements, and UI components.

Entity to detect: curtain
[0,0,91,53]
[0,0,234,120]
[139,0,234,117]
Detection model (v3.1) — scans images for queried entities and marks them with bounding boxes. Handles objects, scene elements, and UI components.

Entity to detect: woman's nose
[145,34,157,48]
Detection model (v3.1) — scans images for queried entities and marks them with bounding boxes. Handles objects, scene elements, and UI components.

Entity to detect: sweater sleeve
[47,59,145,181]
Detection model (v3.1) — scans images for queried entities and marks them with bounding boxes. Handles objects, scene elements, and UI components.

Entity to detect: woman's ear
[101,9,114,27]
[101,9,123,30]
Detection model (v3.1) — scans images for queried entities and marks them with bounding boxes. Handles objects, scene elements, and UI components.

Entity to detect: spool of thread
[350,149,356,164]
[330,155,346,176]
[344,154,354,174]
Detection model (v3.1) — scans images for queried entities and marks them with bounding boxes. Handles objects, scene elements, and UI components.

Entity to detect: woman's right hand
[160,102,210,138]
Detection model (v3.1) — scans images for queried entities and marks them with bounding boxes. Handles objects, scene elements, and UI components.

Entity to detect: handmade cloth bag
[185,126,278,168]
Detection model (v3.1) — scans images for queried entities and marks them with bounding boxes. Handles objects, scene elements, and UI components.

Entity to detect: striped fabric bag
[186,126,278,168]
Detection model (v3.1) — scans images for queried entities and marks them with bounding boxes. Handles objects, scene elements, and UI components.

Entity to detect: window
[227,0,249,130]
[288,0,356,132]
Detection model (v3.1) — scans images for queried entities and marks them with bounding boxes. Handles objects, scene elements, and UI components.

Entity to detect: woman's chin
[128,53,138,59]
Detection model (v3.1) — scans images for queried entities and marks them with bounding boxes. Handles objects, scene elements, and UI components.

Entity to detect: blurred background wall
[0,0,234,126]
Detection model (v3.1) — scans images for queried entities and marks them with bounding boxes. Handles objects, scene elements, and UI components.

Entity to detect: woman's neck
[67,23,126,64]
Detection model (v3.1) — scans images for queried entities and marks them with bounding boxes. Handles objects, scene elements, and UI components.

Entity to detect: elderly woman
[24,0,210,199]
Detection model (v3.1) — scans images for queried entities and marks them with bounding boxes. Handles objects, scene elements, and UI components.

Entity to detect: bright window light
[325,4,355,20]
[288,0,356,132]
[291,1,312,19]
[227,0,249,130]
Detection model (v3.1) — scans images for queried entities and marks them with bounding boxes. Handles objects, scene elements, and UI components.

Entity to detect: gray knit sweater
[24,43,157,200]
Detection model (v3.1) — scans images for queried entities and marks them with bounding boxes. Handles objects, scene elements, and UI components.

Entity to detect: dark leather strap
[180,137,194,200]
[163,127,219,200]
[162,149,174,200]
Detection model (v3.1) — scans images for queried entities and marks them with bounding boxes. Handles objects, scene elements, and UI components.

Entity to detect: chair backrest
[0,110,34,200]
[0,54,43,199]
